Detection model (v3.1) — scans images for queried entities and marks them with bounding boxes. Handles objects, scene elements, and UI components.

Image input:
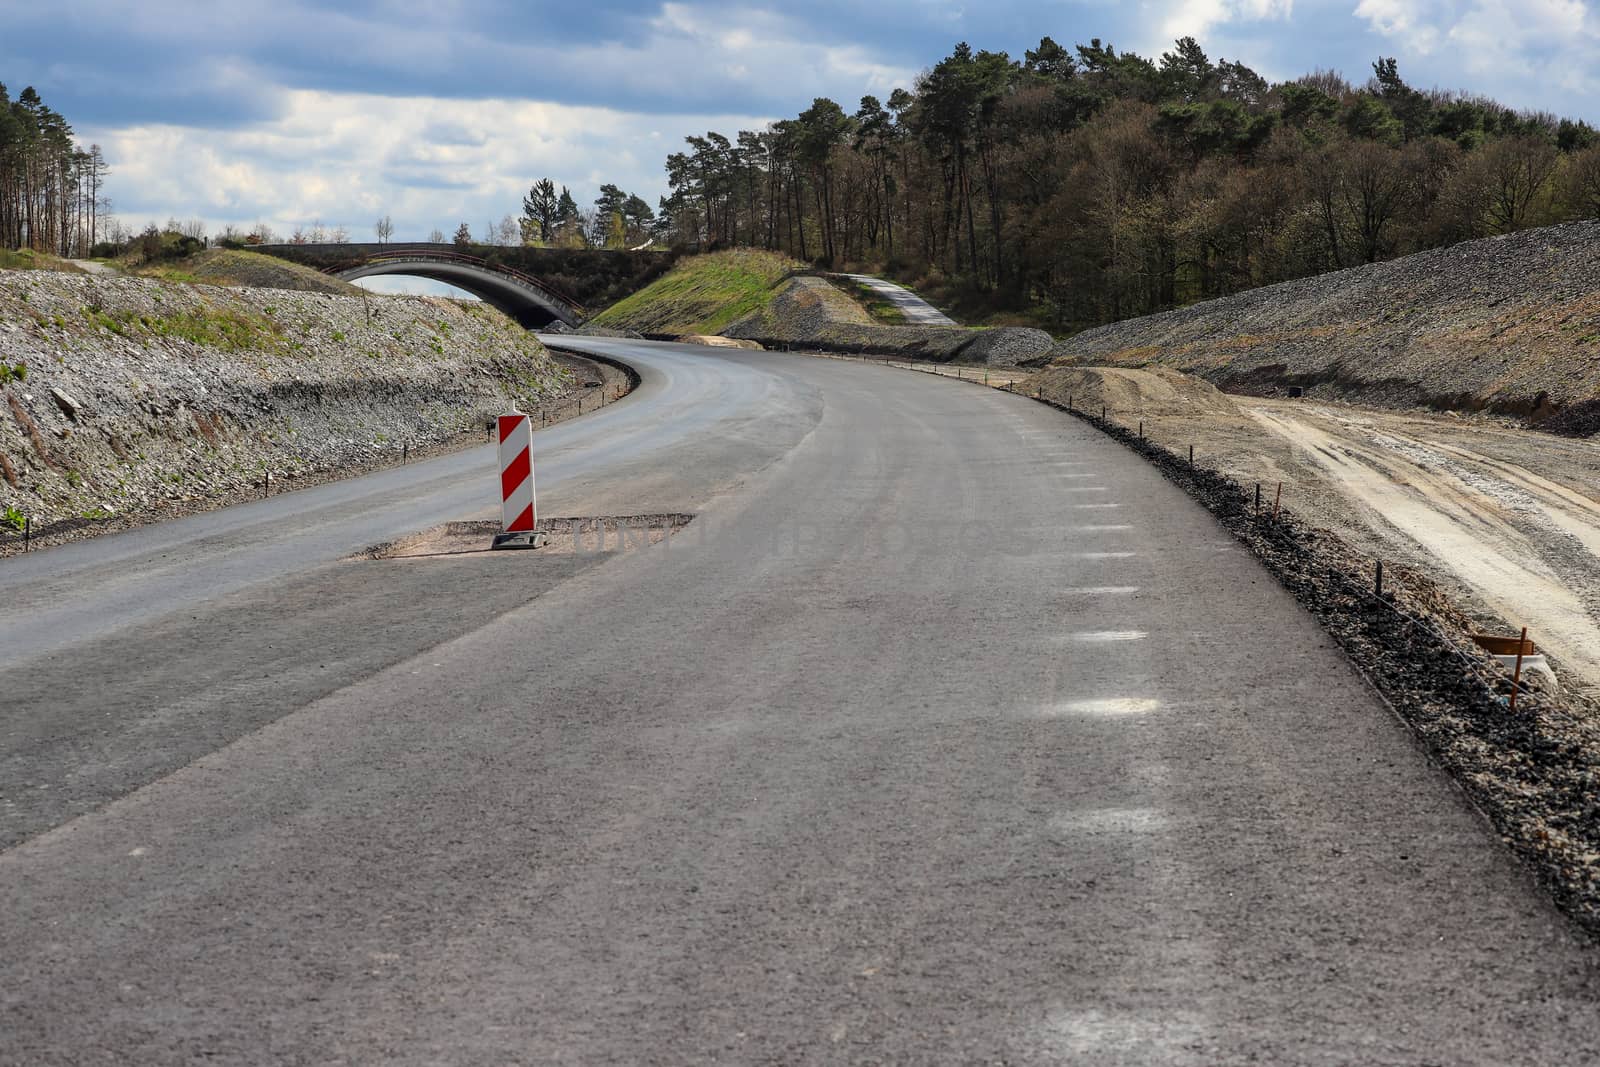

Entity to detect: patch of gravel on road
[362,514,694,559]
[1023,388,1600,940]
[1051,219,1600,424]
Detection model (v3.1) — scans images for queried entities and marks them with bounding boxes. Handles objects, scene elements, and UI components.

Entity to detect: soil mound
[1028,365,1240,418]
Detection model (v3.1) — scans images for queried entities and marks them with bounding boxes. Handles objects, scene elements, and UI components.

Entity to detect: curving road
[1,337,1596,1064]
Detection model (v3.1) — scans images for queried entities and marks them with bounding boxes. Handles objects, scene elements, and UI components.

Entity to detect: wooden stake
[1272,482,1282,518]
[1138,421,1143,439]
[1510,626,1528,711]
[1188,445,1194,467]
[1375,560,1383,597]
[1255,483,1261,514]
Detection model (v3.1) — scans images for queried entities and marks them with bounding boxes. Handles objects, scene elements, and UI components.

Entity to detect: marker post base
[491,530,549,551]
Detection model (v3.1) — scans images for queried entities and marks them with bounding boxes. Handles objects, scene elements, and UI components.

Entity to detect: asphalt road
[2,337,1597,1064]
[841,273,956,325]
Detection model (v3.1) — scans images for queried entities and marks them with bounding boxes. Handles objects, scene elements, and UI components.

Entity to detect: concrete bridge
[256,243,588,328]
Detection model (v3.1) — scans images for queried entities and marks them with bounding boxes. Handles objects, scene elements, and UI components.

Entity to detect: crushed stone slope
[0,270,567,527]
[1052,220,1600,427]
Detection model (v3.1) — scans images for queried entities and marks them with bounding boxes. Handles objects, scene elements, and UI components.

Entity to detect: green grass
[831,275,907,325]
[587,249,802,334]
[79,303,286,352]
[134,249,362,295]
[0,248,86,273]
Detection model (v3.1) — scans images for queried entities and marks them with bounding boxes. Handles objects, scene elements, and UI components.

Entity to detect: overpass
[254,243,678,329]
[256,244,584,328]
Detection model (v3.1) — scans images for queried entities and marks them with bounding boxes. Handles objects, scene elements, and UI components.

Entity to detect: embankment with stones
[1051,220,1600,430]
[0,269,568,532]
[722,275,1055,366]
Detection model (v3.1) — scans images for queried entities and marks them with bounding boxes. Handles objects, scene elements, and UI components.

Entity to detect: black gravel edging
[1031,391,1600,941]
[549,345,642,393]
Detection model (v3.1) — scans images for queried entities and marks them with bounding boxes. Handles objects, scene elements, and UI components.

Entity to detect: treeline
[655,38,1600,329]
[516,178,657,249]
[0,83,108,256]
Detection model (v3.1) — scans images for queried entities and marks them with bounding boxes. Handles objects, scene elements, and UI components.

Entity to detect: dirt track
[1121,394,1600,698]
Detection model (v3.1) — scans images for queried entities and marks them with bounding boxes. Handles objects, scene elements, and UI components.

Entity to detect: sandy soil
[1118,394,1600,698]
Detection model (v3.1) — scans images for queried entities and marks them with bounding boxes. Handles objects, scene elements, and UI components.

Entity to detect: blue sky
[4,0,1598,244]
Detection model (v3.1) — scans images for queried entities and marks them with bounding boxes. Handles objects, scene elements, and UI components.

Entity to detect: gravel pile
[0,270,568,530]
[1035,390,1600,939]
[1053,220,1600,424]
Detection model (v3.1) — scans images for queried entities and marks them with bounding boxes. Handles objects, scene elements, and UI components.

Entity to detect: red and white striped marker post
[491,412,547,550]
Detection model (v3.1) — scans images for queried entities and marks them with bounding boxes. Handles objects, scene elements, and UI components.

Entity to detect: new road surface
[2,338,1596,1064]
[841,273,956,325]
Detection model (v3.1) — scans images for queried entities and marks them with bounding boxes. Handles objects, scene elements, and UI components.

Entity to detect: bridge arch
[336,251,584,329]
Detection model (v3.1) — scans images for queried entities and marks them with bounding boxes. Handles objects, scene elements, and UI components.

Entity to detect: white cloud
[1151,0,1296,45]
[1355,0,1598,101]
[1353,0,1443,52]
[81,91,773,241]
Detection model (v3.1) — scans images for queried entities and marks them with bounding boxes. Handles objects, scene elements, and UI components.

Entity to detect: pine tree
[522,178,558,243]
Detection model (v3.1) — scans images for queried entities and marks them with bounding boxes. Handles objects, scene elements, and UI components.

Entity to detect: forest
[0,83,107,257]
[652,38,1600,330]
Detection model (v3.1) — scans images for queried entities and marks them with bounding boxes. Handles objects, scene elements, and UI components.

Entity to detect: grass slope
[0,249,86,273]
[136,249,363,295]
[586,249,801,334]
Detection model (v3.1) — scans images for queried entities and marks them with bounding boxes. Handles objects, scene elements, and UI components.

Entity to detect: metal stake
[1188,445,1194,467]
[1272,482,1282,518]
[1510,626,1529,711]
[402,443,408,464]
[1375,560,1384,597]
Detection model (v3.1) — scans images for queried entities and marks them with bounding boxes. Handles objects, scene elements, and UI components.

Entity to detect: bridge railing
[356,249,586,316]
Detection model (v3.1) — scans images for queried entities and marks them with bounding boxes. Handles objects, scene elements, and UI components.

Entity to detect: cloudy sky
[5,0,1598,243]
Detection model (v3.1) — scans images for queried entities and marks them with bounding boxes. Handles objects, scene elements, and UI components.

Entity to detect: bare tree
[1566,146,1600,219]
[375,215,395,244]
[330,224,350,243]
[428,227,445,243]
[1482,136,1560,233]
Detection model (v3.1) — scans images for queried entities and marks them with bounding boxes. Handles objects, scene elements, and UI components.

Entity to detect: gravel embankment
[1021,386,1600,939]
[1052,220,1600,426]
[723,275,1056,366]
[0,270,569,535]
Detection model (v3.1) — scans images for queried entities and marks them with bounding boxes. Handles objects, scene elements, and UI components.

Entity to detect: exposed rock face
[1050,220,1600,424]
[0,270,568,525]
[724,276,1055,365]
